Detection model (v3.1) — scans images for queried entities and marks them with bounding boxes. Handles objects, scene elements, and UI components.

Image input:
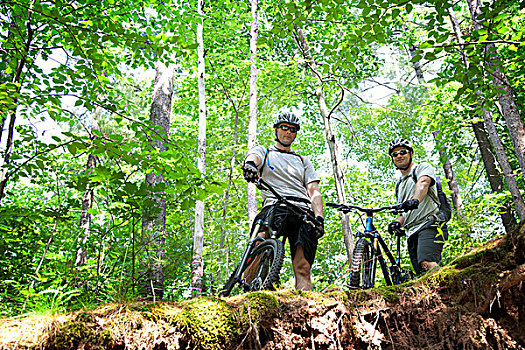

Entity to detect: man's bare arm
[412,175,432,202]
[244,154,262,167]
[306,181,323,218]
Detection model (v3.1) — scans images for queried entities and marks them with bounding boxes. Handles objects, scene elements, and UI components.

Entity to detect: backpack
[395,165,452,223]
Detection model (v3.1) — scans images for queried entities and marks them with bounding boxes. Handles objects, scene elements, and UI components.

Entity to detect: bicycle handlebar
[326,202,411,216]
[255,177,321,227]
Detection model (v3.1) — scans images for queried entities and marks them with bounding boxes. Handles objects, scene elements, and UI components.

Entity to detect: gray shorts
[407,223,448,275]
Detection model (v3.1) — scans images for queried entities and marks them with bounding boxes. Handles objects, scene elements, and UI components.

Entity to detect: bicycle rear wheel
[349,238,374,289]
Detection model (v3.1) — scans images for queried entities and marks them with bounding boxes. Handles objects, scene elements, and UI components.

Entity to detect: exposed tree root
[478,263,525,315]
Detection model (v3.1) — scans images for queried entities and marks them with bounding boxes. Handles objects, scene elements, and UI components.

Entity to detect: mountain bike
[219,178,321,297]
[326,202,415,289]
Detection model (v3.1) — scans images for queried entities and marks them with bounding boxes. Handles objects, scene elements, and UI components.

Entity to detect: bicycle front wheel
[349,238,374,289]
[242,238,285,292]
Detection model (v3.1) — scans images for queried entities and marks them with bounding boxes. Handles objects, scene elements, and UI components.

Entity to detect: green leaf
[66,143,77,155]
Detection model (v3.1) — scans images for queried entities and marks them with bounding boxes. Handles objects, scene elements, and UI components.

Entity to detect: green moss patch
[238,291,280,326]
[379,286,401,303]
[171,297,237,350]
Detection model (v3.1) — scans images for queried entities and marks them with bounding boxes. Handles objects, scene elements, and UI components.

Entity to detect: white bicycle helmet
[273,112,300,131]
[388,138,413,155]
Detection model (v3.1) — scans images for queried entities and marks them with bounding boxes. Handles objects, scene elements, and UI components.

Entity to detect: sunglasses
[277,125,298,133]
[391,149,410,157]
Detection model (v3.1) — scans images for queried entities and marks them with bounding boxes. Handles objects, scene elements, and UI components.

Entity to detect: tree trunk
[293,26,353,263]
[467,0,525,177]
[0,8,19,139]
[74,152,98,266]
[192,0,207,298]
[0,5,35,203]
[431,132,465,220]
[215,110,239,290]
[246,0,259,226]
[449,8,520,230]
[482,111,525,220]
[405,42,425,84]
[23,218,59,311]
[75,108,101,267]
[472,120,517,232]
[139,61,174,301]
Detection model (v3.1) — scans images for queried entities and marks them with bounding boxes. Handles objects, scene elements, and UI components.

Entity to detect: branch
[433,40,522,49]
[8,139,76,178]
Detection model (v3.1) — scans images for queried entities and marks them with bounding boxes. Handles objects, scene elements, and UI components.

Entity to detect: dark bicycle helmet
[273,112,300,131]
[388,138,413,155]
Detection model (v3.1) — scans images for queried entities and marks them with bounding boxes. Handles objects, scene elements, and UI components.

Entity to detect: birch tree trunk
[293,25,353,263]
[466,0,525,176]
[211,70,243,288]
[75,109,101,266]
[246,0,259,226]
[215,110,239,287]
[482,112,525,220]
[405,42,425,84]
[139,61,174,301]
[472,120,517,232]
[0,11,18,138]
[431,132,465,220]
[192,0,207,298]
[75,152,98,266]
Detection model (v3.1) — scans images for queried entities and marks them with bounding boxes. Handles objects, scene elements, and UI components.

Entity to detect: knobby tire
[349,238,374,289]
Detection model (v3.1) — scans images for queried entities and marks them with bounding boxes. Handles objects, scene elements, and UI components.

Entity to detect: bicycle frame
[358,214,404,287]
[327,202,413,288]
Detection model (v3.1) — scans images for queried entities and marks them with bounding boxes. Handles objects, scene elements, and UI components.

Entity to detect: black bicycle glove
[388,221,402,235]
[314,216,325,239]
[400,198,419,211]
[242,161,258,183]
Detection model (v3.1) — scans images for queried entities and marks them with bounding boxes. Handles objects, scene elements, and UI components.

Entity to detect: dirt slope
[1,224,524,350]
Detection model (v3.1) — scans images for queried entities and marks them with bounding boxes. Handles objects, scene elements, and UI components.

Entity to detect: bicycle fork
[394,235,402,285]
[365,217,381,288]
[231,221,265,283]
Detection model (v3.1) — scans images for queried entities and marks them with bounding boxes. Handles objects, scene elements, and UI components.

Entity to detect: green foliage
[1,0,522,317]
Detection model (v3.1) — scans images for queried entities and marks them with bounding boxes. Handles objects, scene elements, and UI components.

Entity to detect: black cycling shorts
[252,204,318,267]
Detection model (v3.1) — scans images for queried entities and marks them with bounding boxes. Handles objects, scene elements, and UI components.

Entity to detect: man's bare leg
[292,245,312,290]
[420,260,439,273]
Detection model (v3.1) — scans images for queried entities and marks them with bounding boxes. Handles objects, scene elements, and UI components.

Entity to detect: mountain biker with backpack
[242,112,324,291]
[387,138,449,275]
